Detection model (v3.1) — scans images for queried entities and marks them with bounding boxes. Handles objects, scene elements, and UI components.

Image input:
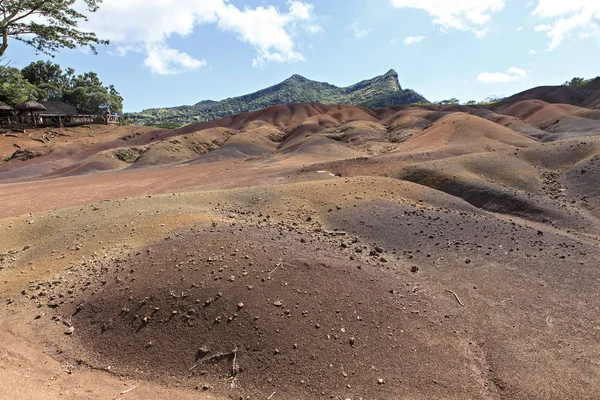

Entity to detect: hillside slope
[495,77,600,110]
[129,69,426,125]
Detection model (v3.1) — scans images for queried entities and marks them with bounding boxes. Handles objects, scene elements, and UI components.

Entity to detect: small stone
[237,302,244,309]
[273,300,284,307]
[378,378,385,385]
[410,266,419,273]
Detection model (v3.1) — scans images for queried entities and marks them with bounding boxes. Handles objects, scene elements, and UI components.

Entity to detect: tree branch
[10,0,50,24]
[0,26,8,57]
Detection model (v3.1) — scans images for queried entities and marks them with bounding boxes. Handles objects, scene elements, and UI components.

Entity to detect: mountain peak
[134,69,426,124]
[285,74,309,82]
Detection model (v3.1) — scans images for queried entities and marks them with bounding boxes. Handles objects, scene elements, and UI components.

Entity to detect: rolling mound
[497,81,600,109]
[2,96,600,399]
[494,100,600,141]
[52,223,488,400]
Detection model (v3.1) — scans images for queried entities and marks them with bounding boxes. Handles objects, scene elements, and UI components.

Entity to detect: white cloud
[404,35,426,45]
[83,0,320,74]
[143,44,207,76]
[477,67,528,83]
[348,21,372,39]
[517,26,523,31]
[529,49,538,54]
[389,0,505,37]
[532,1,600,50]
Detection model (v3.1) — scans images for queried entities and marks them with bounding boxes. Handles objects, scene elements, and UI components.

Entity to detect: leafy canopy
[0,0,107,57]
[0,65,38,104]
[0,60,123,114]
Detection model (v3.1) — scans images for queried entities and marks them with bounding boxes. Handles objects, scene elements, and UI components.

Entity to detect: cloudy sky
[7,0,600,111]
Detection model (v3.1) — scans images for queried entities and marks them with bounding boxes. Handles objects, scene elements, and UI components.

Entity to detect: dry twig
[120,386,137,395]
[445,289,465,307]
[268,392,276,400]
[268,263,281,275]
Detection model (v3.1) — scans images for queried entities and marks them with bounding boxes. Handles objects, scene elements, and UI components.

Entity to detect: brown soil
[1,101,600,399]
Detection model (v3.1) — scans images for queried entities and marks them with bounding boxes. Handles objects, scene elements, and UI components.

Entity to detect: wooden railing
[0,114,120,127]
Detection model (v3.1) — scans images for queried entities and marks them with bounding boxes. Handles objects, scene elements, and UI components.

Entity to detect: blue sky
[6,0,600,112]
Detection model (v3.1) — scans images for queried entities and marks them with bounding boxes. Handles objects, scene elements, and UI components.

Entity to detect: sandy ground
[1,102,600,399]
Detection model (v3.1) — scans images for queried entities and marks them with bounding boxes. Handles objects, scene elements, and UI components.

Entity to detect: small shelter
[15,100,47,126]
[0,101,14,115]
[38,101,81,117]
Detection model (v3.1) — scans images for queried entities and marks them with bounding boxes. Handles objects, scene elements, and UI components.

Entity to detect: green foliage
[477,96,504,106]
[0,66,39,105]
[61,71,123,114]
[564,77,586,87]
[0,61,123,114]
[142,121,182,129]
[119,114,132,126]
[21,60,67,100]
[128,70,427,126]
[436,98,460,105]
[465,100,477,106]
[63,85,121,114]
[0,0,107,57]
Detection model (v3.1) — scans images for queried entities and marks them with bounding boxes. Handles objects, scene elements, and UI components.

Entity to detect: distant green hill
[128,69,427,126]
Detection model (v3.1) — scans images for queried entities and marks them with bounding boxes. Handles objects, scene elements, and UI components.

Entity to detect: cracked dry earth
[1,102,600,399]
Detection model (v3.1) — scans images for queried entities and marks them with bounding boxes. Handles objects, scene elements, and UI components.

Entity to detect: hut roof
[0,101,14,111]
[15,100,47,112]
[38,101,81,116]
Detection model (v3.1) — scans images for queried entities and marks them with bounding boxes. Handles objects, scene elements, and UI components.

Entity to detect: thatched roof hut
[15,100,47,113]
[38,101,80,116]
[0,102,15,118]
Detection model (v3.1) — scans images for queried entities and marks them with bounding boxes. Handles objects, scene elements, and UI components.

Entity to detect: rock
[378,378,385,385]
[273,300,284,307]
[410,266,419,273]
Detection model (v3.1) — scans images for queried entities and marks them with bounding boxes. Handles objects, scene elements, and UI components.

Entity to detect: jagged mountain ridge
[129,69,426,126]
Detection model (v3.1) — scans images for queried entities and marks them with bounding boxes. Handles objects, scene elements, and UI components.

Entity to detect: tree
[564,77,586,87]
[0,65,39,105]
[62,71,122,114]
[437,98,460,105]
[465,100,477,106]
[0,0,108,58]
[21,60,66,100]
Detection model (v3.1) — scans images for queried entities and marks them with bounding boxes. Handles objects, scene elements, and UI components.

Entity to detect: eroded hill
[1,98,600,400]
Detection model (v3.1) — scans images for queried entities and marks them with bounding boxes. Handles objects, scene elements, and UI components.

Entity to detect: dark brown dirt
[2,99,600,399]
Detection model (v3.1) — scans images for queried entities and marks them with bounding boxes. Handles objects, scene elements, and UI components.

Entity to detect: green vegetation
[0,65,38,105]
[435,98,461,105]
[0,0,107,58]
[564,77,586,87]
[563,76,599,88]
[144,121,182,130]
[127,69,427,126]
[0,60,123,114]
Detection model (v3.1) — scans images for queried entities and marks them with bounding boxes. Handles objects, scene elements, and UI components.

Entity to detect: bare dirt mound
[41,222,491,400]
[495,100,600,141]
[3,97,600,399]
[394,113,538,156]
